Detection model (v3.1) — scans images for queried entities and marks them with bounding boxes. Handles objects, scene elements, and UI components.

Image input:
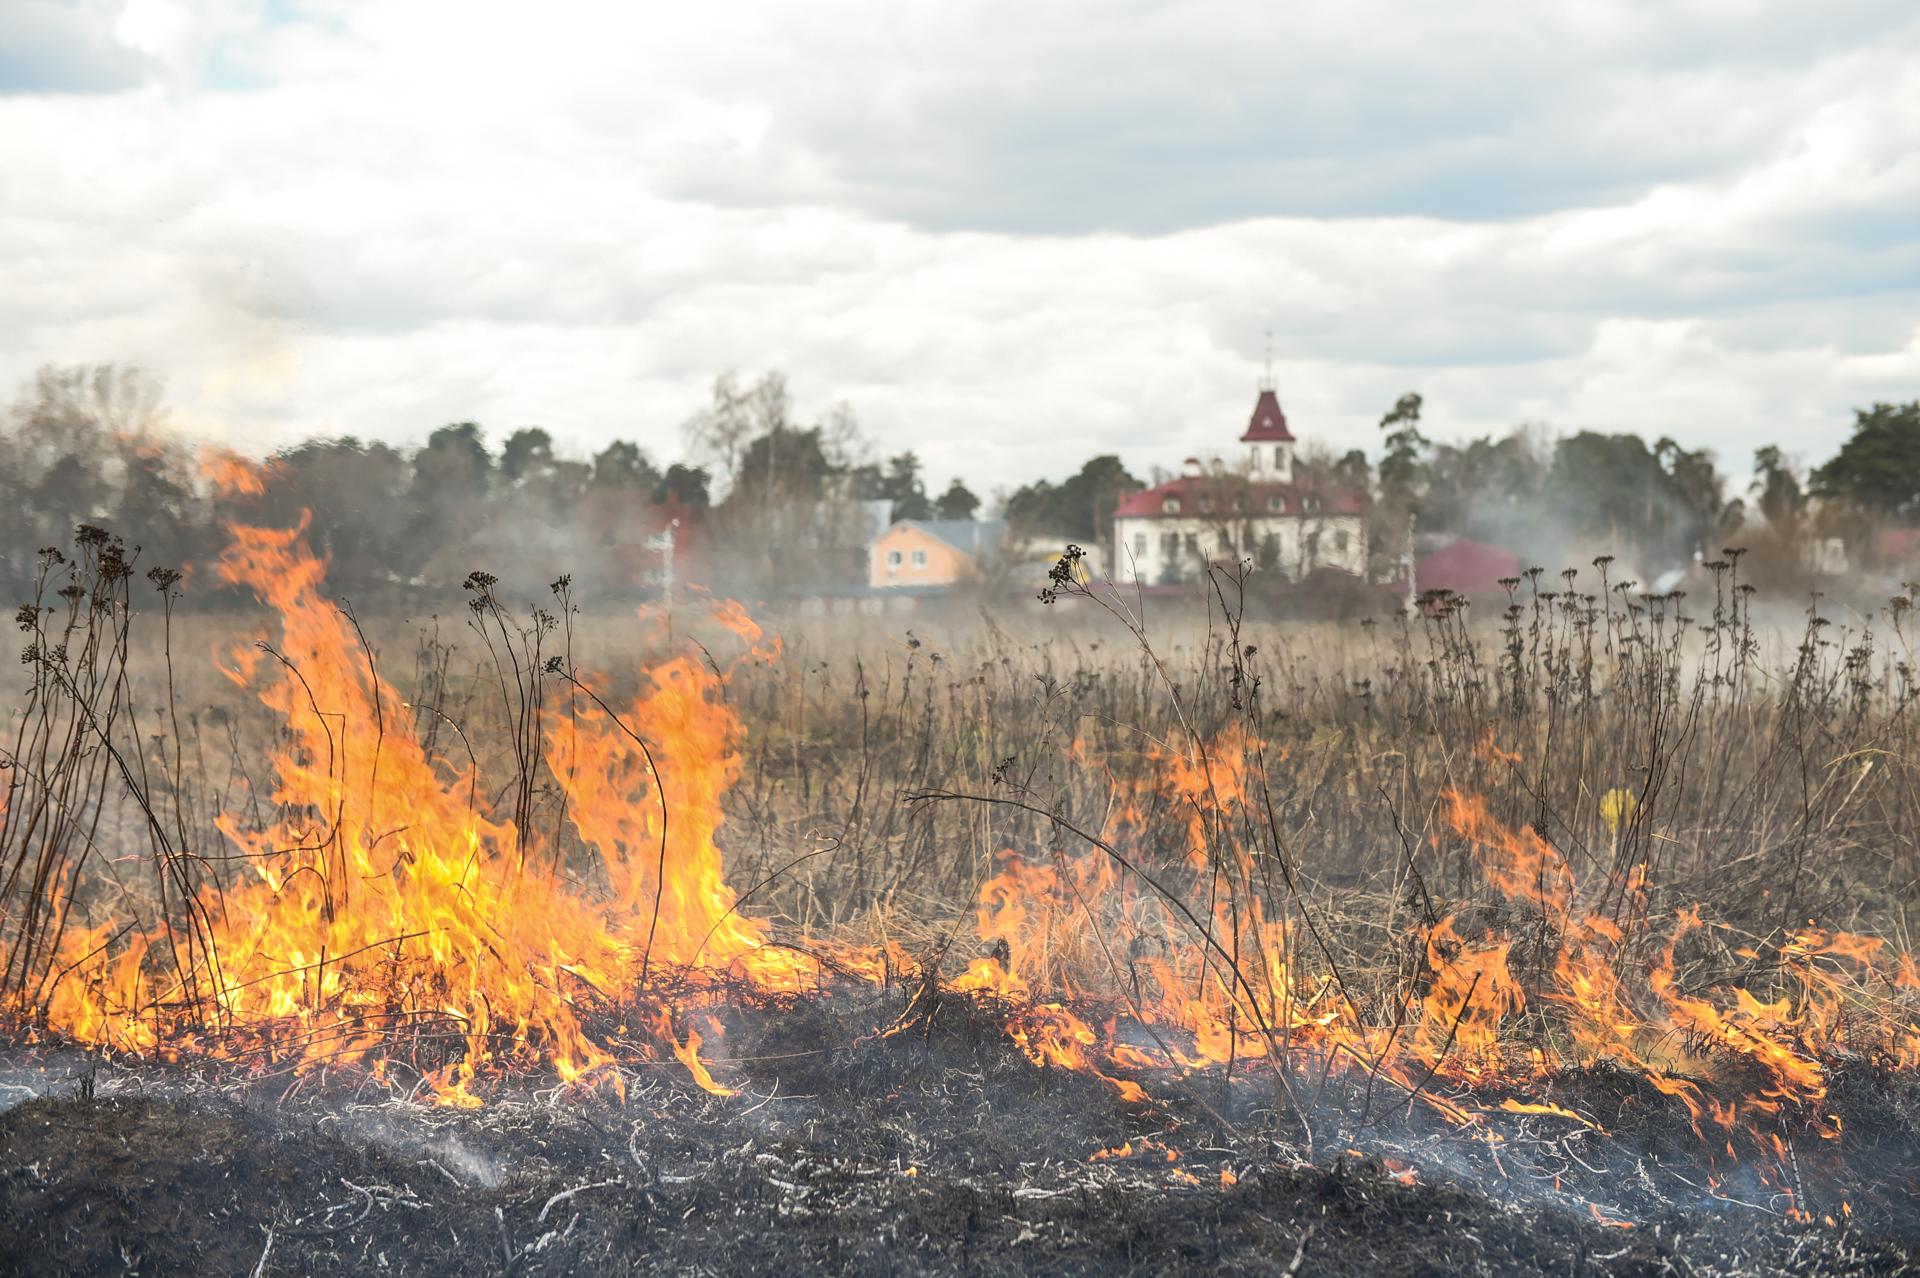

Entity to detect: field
[1,519,1918,1274]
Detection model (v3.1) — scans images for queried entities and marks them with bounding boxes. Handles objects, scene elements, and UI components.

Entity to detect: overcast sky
[3,0,1916,494]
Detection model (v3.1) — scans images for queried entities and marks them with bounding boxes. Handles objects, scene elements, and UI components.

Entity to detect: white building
[1112,385,1369,585]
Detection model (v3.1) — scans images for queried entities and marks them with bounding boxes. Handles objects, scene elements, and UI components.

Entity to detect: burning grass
[2,505,1919,1270]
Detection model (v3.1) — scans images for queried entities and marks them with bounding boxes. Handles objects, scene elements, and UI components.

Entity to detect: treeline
[0,366,992,603]
[2,363,1915,606]
[1361,393,1920,587]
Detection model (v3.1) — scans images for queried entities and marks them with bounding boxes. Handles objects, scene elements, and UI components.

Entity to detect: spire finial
[1261,328,1275,392]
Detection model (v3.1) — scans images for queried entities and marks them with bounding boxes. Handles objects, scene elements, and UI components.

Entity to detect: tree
[1331,448,1372,492]
[1366,392,1430,573]
[733,426,838,505]
[412,422,492,496]
[934,477,980,521]
[0,365,216,591]
[1751,445,1804,531]
[405,422,493,581]
[1422,431,1548,539]
[685,371,795,497]
[654,463,711,508]
[1653,436,1728,560]
[499,427,555,484]
[1004,455,1141,547]
[19,363,166,439]
[264,436,412,597]
[109,430,205,574]
[1377,393,1429,504]
[591,439,661,492]
[1546,431,1727,566]
[880,452,932,520]
[1812,402,1920,517]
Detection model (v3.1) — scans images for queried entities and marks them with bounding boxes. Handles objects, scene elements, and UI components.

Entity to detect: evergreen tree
[1812,402,1920,516]
[591,439,661,491]
[1004,455,1140,546]
[1751,445,1804,530]
[934,477,981,520]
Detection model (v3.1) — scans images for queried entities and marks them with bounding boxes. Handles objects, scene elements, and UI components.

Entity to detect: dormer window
[1267,495,1286,513]
[1163,497,1181,514]
[1197,497,1213,514]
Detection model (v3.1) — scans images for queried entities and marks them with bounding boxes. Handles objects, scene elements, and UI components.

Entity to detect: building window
[1185,533,1200,558]
[911,549,928,568]
[1335,530,1350,555]
[1163,497,1181,514]
[1275,446,1286,468]
[1160,532,1179,561]
[1197,496,1213,514]
[886,550,902,570]
[1132,533,1148,560]
[1267,495,1285,513]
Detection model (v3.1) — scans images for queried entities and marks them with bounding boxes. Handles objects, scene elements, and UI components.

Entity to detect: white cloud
[0,0,160,93]
[0,0,1914,494]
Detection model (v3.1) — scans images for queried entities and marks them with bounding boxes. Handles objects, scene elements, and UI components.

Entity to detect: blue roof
[891,519,1007,555]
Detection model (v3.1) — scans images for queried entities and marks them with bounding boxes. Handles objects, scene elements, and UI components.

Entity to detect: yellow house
[868,519,1007,589]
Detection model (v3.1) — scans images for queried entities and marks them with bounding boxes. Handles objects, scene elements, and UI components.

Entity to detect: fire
[2,509,827,1102]
[930,735,1918,1185]
[3,500,1917,1221]
[199,445,270,496]
[1497,1098,1603,1132]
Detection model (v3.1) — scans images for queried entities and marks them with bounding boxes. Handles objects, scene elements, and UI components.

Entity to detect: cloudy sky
[3,0,1916,495]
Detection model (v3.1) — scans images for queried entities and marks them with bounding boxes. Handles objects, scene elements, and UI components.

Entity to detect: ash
[1,991,1915,1277]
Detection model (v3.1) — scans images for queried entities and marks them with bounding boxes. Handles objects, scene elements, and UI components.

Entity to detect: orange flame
[5,507,1917,1198]
[199,446,268,496]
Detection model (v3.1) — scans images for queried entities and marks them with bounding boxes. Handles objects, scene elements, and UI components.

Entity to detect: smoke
[337,1108,507,1190]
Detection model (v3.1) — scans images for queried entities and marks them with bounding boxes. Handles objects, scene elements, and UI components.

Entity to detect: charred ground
[3,988,1916,1277]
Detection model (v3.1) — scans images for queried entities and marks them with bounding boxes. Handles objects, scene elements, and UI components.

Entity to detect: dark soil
[1,989,1915,1276]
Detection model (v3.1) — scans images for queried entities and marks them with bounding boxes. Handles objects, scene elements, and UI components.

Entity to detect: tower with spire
[1242,330,1296,481]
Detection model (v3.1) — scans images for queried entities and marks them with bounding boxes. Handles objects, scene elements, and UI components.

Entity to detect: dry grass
[5,535,1918,1049]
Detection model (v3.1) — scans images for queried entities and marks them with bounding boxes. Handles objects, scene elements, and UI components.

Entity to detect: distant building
[1415,537,1521,599]
[1112,384,1368,584]
[869,518,1008,590]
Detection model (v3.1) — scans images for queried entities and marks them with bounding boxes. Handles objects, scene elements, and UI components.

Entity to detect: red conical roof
[1241,388,1294,443]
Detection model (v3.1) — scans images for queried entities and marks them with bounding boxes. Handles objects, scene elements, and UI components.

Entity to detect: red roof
[1415,538,1521,597]
[1113,474,1366,520]
[1875,528,1920,562]
[1241,388,1295,443]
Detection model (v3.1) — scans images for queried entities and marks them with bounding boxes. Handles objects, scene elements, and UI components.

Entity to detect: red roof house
[1109,382,1369,584]
[1415,538,1521,598]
